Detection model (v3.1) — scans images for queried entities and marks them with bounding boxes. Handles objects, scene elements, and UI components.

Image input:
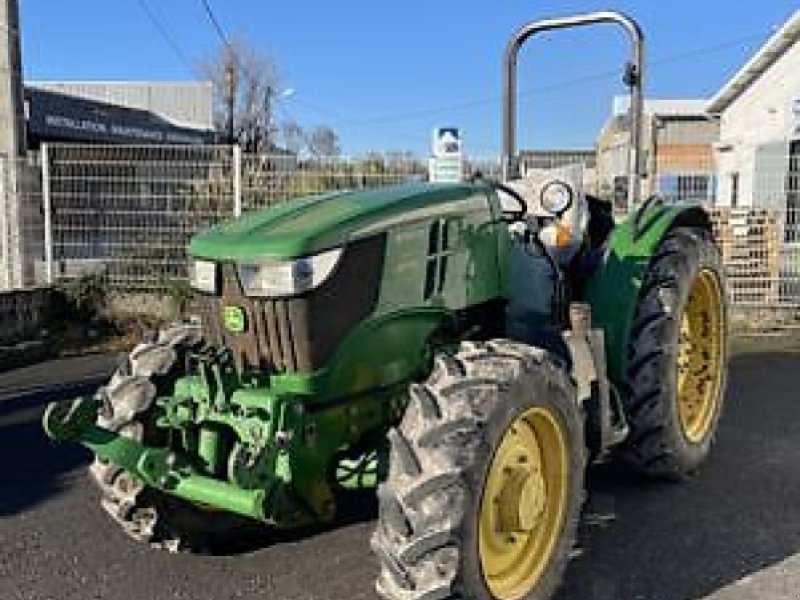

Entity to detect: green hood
[188,182,487,261]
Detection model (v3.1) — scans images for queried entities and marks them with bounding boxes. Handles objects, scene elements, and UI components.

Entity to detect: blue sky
[19,0,800,158]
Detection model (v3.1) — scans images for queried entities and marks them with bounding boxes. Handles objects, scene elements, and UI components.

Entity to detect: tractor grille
[194,235,385,373]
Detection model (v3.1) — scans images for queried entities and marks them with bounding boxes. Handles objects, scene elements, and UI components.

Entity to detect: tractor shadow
[207,489,379,556]
[556,352,800,600]
[0,386,96,517]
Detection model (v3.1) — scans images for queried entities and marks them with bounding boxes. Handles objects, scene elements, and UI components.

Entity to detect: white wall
[716,40,800,207]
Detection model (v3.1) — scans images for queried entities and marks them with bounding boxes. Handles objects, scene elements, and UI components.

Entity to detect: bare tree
[201,38,280,151]
[308,126,341,157]
[200,40,343,156]
[281,120,306,154]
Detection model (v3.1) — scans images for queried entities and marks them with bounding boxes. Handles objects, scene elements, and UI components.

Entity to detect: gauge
[540,180,574,215]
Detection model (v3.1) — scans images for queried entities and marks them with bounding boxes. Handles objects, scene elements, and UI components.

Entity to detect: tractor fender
[582,199,711,387]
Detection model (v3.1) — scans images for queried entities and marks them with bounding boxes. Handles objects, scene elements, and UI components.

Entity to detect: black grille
[194,235,385,373]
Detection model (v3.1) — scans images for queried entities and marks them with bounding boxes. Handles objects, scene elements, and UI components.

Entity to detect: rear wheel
[620,227,728,478]
[372,340,585,600]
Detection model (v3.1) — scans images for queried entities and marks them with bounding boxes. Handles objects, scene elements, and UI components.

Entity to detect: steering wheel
[493,182,528,223]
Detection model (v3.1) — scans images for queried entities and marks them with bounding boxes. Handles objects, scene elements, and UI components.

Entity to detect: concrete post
[232,144,242,217]
[41,143,52,285]
[0,0,26,290]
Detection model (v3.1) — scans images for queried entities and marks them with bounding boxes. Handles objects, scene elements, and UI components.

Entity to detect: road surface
[1,352,798,600]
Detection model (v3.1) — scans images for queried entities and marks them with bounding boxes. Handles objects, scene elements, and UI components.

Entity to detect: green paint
[582,201,710,385]
[40,182,511,526]
[222,305,246,333]
[197,424,225,475]
[43,180,711,532]
[188,182,499,260]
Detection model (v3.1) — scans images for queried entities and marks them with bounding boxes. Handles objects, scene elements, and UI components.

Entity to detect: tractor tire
[372,340,585,600]
[88,321,252,552]
[619,226,728,479]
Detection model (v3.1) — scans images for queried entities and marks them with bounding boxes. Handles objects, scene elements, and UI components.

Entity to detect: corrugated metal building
[27,81,213,130]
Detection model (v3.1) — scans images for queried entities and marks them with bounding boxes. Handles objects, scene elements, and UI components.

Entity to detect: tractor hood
[188,182,488,261]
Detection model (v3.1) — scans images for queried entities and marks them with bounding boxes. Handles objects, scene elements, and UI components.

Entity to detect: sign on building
[429,127,463,182]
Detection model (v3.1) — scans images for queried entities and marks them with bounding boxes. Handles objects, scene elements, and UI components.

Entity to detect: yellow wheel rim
[676,268,725,443]
[478,407,569,600]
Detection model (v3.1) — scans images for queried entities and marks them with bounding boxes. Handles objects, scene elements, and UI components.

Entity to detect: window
[730,172,739,208]
[424,219,451,299]
[786,142,800,242]
[676,175,711,201]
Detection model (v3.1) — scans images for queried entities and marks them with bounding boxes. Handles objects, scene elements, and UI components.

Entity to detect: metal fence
[37,144,425,289]
[1,142,799,325]
[239,152,425,213]
[43,144,236,289]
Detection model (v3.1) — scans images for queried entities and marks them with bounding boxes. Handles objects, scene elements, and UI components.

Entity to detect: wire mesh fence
[44,144,236,289]
[33,144,426,289]
[239,152,426,213]
[1,142,799,327]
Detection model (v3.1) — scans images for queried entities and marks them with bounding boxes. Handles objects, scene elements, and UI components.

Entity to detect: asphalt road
[1,352,799,600]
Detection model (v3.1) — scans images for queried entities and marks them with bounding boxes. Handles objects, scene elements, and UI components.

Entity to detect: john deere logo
[222,305,246,333]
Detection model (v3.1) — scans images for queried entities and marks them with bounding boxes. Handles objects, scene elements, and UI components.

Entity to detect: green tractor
[43,10,728,600]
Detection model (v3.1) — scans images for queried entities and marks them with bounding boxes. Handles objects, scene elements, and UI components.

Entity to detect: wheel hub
[479,407,570,600]
[495,464,546,533]
[676,269,725,443]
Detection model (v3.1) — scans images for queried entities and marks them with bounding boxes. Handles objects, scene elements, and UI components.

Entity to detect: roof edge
[707,10,800,114]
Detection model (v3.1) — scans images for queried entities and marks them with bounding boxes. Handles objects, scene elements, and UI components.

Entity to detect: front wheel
[89,321,255,551]
[372,340,585,600]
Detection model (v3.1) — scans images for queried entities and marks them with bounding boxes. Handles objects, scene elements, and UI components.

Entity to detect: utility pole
[263,84,272,153]
[0,0,26,290]
[225,61,235,144]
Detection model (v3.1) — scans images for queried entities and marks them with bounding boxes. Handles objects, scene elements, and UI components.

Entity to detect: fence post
[0,155,8,290]
[41,143,53,285]
[233,144,242,217]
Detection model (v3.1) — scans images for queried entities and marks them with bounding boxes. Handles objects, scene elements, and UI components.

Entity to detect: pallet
[709,208,781,305]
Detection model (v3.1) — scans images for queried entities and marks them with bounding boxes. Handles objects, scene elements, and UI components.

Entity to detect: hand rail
[502,10,645,212]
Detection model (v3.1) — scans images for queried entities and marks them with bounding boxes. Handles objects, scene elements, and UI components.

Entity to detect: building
[707,10,800,210]
[596,97,719,207]
[518,149,597,195]
[24,81,215,148]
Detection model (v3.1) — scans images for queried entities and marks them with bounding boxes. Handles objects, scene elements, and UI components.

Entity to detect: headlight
[189,259,218,294]
[540,180,574,215]
[237,247,343,298]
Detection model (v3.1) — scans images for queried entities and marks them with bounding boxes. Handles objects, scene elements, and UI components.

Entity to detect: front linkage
[44,393,271,521]
[43,326,402,531]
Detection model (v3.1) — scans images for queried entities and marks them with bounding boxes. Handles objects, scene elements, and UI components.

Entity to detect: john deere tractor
[43,11,728,600]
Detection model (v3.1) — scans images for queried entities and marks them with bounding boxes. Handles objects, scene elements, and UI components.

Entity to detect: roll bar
[502,11,645,210]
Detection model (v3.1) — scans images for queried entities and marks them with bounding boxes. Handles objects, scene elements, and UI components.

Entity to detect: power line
[198,0,230,48]
[290,95,499,153]
[288,28,769,153]
[133,0,199,77]
[193,0,425,146]
[195,0,258,90]
[347,29,770,125]
[193,0,425,148]
[188,9,767,153]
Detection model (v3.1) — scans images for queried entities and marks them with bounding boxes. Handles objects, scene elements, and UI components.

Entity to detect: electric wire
[198,0,231,48]
[133,0,200,78]
[350,29,771,125]
[189,5,771,153]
